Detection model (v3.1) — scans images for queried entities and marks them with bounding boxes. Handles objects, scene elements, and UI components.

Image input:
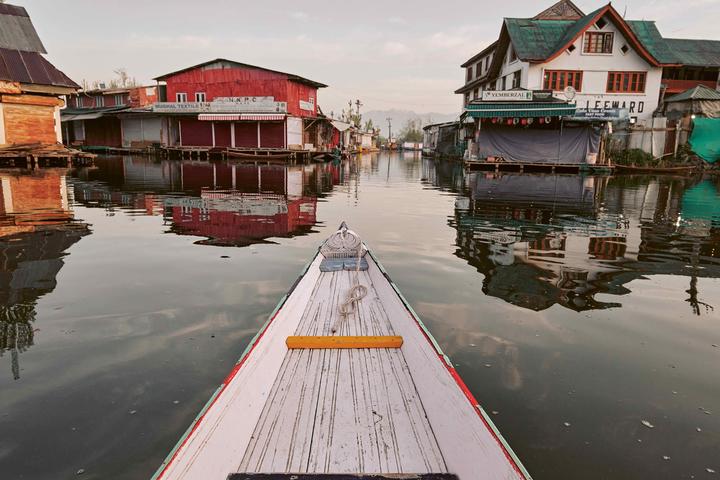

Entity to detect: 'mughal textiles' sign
[482,90,533,102]
[153,99,287,114]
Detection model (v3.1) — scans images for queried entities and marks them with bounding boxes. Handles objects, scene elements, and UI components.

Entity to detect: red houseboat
[152,59,330,152]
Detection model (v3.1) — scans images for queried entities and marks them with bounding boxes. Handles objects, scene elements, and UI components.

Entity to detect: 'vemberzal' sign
[482,90,533,101]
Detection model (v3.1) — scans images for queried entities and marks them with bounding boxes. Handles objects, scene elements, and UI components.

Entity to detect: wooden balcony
[663,79,718,94]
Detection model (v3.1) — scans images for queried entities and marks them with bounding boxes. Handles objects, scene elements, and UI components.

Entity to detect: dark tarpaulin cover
[478,126,600,164]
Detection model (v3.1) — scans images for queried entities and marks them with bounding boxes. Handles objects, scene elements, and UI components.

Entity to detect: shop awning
[331,120,352,132]
[60,111,105,122]
[198,114,241,121]
[198,114,286,121]
[465,102,577,119]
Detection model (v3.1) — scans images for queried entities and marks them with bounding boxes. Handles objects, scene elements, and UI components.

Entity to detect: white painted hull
[153,244,531,480]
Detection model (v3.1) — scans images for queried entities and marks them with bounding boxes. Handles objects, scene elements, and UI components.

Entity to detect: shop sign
[482,90,533,101]
[153,100,287,113]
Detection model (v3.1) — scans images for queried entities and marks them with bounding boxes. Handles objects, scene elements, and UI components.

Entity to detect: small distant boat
[227,151,293,161]
[614,164,698,175]
[312,152,341,162]
[153,223,531,480]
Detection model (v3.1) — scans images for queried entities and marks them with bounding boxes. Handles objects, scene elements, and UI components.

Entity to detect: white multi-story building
[456,0,720,122]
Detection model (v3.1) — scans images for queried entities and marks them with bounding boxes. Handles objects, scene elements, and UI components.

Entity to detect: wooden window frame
[508,46,518,63]
[195,92,206,102]
[512,70,521,89]
[466,67,472,83]
[583,31,614,54]
[114,94,125,106]
[606,71,646,93]
[95,96,104,107]
[176,92,188,102]
[543,70,583,92]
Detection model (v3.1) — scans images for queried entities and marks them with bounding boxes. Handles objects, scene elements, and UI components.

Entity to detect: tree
[89,68,139,90]
[364,119,374,133]
[399,118,423,143]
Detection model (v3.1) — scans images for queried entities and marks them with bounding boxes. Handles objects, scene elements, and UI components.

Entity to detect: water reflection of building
[453,173,720,313]
[71,158,344,246]
[0,170,88,379]
[167,163,343,246]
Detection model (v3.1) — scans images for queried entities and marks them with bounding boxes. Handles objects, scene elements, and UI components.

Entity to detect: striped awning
[198,114,286,121]
[465,102,577,119]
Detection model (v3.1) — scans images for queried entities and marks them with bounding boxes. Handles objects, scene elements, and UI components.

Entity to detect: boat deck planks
[157,251,528,480]
[239,269,446,474]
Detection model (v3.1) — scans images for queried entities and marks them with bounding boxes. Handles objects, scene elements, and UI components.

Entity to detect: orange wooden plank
[286,336,403,350]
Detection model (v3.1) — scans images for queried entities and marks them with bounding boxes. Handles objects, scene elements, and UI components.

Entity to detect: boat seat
[286,335,403,349]
[319,257,368,272]
[227,474,460,479]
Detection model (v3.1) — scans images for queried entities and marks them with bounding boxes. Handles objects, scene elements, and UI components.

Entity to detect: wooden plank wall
[1,94,62,145]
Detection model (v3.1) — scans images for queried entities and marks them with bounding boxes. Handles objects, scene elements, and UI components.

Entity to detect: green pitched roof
[504,19,575,61]
[664,38,720,67]
[485,3,718,79]
[665,84,720,103]
[503,5,638,63]
[551,5,607,54]
[626,21,677,64]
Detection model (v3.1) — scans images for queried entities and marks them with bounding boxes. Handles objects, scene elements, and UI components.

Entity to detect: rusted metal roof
[0,4,46,53]
[153,58,328,89]
[0,48,79,88]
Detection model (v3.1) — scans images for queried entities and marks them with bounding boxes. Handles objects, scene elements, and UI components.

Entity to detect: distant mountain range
[361,109,460,137]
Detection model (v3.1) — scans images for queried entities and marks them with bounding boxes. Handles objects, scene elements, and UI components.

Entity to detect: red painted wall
[259,122,285,148]
[214,123,232,147]
[84,117,122,147]
[234,123,257,148]
[180,119,213,146]
[163,64,319,117]
[71,93,130,109]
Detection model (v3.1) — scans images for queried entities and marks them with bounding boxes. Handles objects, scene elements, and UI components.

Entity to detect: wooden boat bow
[153,223,531,480]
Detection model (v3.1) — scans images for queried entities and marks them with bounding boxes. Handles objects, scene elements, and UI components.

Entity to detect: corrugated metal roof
[153,58,328,89]
[664,38,720,67]
[504,18,575,61]
[626,21,676,64]
[0,48,79,88]
[665,85,720,103]
[0,4,46,53]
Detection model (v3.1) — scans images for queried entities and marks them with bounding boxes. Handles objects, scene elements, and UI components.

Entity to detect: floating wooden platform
[613,164,698,175]
[0,144,95,169]
[153,226,530,480]
[464,160,611,174]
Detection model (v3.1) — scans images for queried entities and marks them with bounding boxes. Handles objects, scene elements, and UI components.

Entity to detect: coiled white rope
[331,240,368,333]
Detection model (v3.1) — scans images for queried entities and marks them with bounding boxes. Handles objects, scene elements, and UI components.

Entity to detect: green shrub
[612,148,655,166]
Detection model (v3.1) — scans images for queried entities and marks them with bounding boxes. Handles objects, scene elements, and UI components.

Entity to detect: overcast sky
[22,0,720,115]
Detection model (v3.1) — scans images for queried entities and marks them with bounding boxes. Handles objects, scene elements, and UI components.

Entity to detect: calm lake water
[1,153,719,479]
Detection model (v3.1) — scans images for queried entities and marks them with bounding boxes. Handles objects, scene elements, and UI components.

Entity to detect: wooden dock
[465,160,613,174]
[156,146,319,163]
[0,144,96,169]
